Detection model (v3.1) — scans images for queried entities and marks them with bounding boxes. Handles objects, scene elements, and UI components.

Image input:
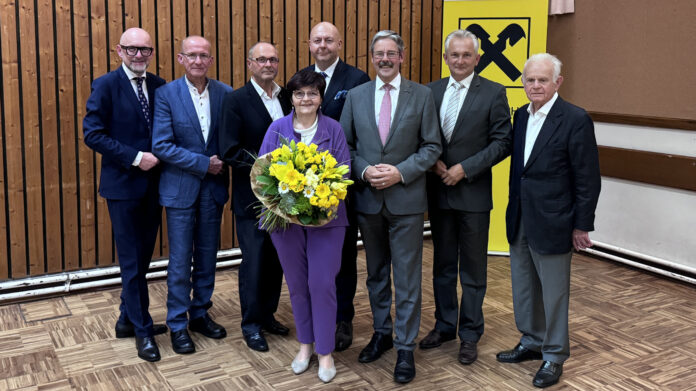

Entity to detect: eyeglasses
[292,90,321,99]
[310,38,335,45]
[121,46,153,57]
[373,51,400,60]
[181,52,212,61]
[249,56,280,65]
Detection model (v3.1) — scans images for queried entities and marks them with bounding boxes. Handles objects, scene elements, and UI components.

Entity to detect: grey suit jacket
[426,74,512,212]
[340,77,442,215]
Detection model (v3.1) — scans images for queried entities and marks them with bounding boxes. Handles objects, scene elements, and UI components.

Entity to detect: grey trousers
[510,221,572,364]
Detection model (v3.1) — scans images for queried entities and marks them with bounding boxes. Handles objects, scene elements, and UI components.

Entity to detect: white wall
[592,122,696,271]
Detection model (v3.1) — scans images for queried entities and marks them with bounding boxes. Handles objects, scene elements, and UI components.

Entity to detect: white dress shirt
[250,78,284,121]
[185,76,211,143]
[439,73,474,129]
[314,57,340,91]
[374,74,401,126]
[122,63,148,166]
[524,92,559,165]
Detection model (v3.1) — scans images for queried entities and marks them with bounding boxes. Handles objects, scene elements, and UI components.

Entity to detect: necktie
[319,71,329,78]
[442,82,463,143]
[378,84,393,145]
[134,77,150,127]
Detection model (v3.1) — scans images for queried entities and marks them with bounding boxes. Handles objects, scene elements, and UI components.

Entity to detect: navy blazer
[152,77,233,208]
[83,66,166,200]
[506,96,601,254]
[218,81,292,217]
[303,60,370,121]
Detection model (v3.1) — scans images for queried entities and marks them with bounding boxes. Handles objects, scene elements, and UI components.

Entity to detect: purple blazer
[259,111,351,228]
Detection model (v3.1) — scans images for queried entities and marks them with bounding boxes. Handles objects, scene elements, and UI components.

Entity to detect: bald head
[117,28,153,75]
[309,22,343,70]
[181,35,211,53]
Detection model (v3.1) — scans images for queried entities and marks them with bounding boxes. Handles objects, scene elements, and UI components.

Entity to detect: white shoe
[317,357,336,383]
[291,354,311,375]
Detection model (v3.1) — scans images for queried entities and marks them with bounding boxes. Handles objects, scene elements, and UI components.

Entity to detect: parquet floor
[2,240,696,390]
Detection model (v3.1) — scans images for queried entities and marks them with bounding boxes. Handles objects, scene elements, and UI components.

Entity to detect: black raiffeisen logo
[459,18,531,87]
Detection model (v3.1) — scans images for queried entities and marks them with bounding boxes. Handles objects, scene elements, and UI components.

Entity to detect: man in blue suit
[83,27,167,362]
[219,41,292,352]
[497,53,600,388]
[152,35,233,355]
[303,22,370,351]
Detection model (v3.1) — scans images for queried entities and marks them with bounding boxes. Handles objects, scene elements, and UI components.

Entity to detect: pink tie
[378,84,393,145]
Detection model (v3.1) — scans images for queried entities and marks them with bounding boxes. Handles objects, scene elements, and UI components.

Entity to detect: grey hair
[248,41,276,58]
[444,29,479,53]
[370,30,405,53]
[523,53,562,82]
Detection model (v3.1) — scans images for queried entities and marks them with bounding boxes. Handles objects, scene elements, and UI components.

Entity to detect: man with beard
[340,30,441,384]
[83,27,167,362]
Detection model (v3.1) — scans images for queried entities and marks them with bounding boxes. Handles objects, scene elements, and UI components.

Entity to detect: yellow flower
[269,161,294,181]
[315,183,331,198]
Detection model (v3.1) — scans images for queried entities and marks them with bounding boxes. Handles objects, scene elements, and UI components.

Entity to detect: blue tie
[134,77,150,127]
[320,71,329,79]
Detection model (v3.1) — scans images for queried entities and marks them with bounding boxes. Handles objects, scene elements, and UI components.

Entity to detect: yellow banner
[442,0,549,252]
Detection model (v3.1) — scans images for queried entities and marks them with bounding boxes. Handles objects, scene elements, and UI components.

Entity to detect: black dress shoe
[262,319,290,336]
[393,350,416,384]
[244,332,269,352]
[418,328,456,349]
[358,332,393,363]
[135,336,161,362]
[189,314,227,339]
[335,321,353,352]
[533,361,563,388]
[171,329,195,354]
[496,343,543,363]
[458,340,478,365]
[115,321,168,339]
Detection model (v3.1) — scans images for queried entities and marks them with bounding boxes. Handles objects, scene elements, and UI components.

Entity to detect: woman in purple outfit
[259,69,350,383]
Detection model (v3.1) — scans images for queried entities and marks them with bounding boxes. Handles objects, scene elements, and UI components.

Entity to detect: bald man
[152,36,233,355]
[83,28,167,362]
[302,22,370,351]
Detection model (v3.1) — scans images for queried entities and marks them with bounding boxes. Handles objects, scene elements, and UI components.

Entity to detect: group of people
[83,20,600,388]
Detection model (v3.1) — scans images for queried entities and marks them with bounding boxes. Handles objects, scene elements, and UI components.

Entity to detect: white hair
[523,53,562,81]
[444,29,479,53]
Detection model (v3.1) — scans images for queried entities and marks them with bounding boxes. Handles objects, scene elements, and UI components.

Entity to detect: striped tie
[442,82,463,143]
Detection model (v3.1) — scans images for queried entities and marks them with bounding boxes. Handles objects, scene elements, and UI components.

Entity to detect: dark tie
[134,77,150,127]
[320,71,329,78]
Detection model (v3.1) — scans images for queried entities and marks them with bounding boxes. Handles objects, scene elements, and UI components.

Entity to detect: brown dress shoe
[418,329,455,349]
[458,340,477,365]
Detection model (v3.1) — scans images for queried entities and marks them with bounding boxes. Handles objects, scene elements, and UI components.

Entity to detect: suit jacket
[303,60,370,121]
[218,81,292,217]
[83,66,166,199]
[426,74,512,212]
[340,77,442,215]
[152,77,233,208]
[506,96,601,254]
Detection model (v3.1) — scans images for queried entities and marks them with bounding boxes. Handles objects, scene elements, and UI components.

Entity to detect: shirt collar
[315,57,340,77]
[448,72,474,90]
[376,73,401,91]
[250,77,281,99]
[122,63,146,81]
[527,92,559,116]
[185,75,209,95]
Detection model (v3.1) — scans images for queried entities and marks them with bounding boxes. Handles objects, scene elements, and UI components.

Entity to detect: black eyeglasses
[249,56,280,65]
[181,53,212,61]
[120,46,153,57]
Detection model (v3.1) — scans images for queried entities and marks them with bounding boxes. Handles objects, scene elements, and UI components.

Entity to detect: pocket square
[334,90,348,100]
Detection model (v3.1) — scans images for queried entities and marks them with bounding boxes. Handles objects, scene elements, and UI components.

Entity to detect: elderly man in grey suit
[421,29,511,365]
[340,30,441,384]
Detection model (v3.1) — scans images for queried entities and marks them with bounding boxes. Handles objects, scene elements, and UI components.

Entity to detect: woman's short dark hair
[286,69,326,102]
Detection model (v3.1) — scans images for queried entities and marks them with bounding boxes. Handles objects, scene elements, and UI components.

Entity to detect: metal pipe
[591,240,696,276]
[584,247,696,285]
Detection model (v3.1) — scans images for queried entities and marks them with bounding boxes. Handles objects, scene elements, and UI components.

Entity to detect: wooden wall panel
[0,0,444,280]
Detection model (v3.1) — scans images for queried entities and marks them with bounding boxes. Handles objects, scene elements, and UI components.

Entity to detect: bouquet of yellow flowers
[250,138,353,231]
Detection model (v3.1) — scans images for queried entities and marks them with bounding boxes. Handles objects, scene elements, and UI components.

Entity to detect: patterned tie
[319,71,329,78]
[442,82,463,143]
[134,77,150,127]
[378,84,393,145]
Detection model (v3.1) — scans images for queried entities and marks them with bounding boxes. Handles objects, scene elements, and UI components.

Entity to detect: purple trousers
[270,225,345,354]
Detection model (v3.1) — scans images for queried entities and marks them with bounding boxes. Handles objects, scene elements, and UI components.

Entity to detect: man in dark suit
[496,53,601,388]
[219,41,291,352]
[83,27,167,362]
[303,21,370,351]
[152,36,233,355]
[340,30,441,384]
[420,29,511,365]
